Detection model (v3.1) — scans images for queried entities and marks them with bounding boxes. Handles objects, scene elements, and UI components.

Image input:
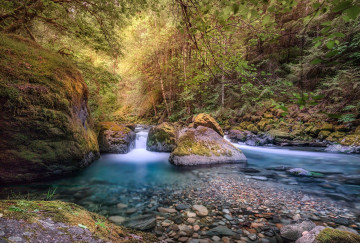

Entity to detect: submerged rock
[206,226,235,236]
[288,168,312,176]
[325,144,360,153]
[98,122,135,154]
[146,122,177,152]
[125,214,156,231]
[169,126,247,166]
[0,34,99,184]
[192,113,224,137]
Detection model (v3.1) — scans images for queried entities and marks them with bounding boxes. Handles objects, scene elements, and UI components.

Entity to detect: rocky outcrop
[0,34,99,184]
[146,122,177,152]
[0,200,155,242]
[98,122,135,153]
[192,113,224,137]
[169,126,247,166]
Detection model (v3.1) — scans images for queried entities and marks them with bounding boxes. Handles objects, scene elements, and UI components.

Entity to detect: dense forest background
[1,0,359,126]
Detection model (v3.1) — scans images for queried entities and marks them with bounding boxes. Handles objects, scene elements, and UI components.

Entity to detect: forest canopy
[1,0,359,124]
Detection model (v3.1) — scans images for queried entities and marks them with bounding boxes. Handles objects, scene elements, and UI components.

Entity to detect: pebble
[248,233,257,241]
[194,225,200,231]
[158,207,177,213]
[116,203,128,209]
[0,231,4,237]
[211,236,221,241]
[187,211,197,218]
[8,236,23,242]
[108,216,125,224]
[192,205,208,217]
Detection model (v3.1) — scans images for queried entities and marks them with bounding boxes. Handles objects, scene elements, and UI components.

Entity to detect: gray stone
[176,204,190,211]
[8,237,23,242]
[108,216,125,225]
[206,226,235,236]
[295,226,325,243]
[193,205,208,217]
[125,214,156,230]
[280,221,316,241]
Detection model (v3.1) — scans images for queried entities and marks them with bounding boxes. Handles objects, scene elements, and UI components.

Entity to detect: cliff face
[0,34,99,184]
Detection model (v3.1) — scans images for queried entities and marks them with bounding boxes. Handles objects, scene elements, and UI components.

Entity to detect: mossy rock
[267,129,293,139]
[326,131,346,143]
[238,121,252,130]
[0,200,155,242]
[146,122,177,152]
[340,135,360,146]
[257,119,273,131]
[169,126,247,166]
[98,122,135,154]
[0,34,99,184]
[355,126,360,135]
[318,130,332,140]
[192,113,224,136]
[263,113,274,118]
[247,124,259,134]
[320,123,334,132]
[316,228,360,243]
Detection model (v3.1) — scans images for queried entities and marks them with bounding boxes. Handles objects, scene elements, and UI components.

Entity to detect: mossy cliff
[0,34,99,184]
[0,200,155,242]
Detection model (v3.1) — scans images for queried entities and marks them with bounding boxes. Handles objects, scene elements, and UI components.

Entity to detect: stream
[1,125,360,221]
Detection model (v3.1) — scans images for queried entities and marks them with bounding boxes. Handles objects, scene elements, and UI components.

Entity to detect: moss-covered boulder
[146,122,178,152]
[316,228,360,243]
[169,126,247,166]
[267,129,293,140]
[0,34,99,184]
[98,122,135,153]
[326,131,346,143]
[0,200,155,242]
[192,113,224,137]
[340,135,360,146]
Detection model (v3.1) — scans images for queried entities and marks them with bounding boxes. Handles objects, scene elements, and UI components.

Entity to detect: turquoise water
[1,126,360,212]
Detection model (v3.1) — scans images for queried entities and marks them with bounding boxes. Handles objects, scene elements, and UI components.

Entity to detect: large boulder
[146,122,177,152]
[192,113,224,137]
[169,126,247,166]
[0,34,99,184]
[98,122,135,153]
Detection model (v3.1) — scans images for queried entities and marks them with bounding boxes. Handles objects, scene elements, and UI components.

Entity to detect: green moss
[0,200,156,242]
[0,34,99,183]
[316,228,360,243]
[247,124,259,134]
[147,122,177,147]
[172,130,233,157]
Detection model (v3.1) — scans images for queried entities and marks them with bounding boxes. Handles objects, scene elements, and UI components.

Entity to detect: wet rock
[251,176,268,181]
[206,226,235,236]
[116,203,128,209]
[295,226,325,243]
[176,204,190,211]
[280,221,316,241]
[192,113,224,137]
[125,214,156,230]
[98,122,135,154]
[146,122,178,152]
[192,205,209,217]
[240,168,260,173]
[287,168,311,176]
[248,233,257,241]
[336,226,359,235]
[108,216,125,225]
[169,126,247,166]
[158,207,177,214]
